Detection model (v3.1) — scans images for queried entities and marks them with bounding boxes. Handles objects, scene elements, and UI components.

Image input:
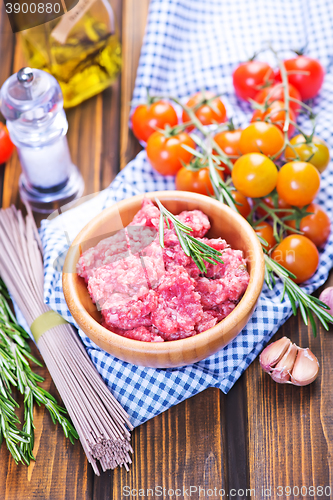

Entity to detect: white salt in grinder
[0,67,84,213]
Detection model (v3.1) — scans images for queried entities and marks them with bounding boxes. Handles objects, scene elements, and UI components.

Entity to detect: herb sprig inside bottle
[155,198,224,273]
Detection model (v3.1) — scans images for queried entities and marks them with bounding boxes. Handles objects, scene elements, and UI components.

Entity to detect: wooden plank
[0,34,26,208]
[2,152,22,209]
[245,273,333,498]
[119,0,150,170]
[0,342,94,500]
[100,0,123,189]
[0,2,17,208]
[0,2,15,87]
[94,388,227,499]
[224,378,249,497]
[67,94,105,196]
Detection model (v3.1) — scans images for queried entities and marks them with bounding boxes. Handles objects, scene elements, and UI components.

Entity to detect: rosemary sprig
[155,198,224,273]
[251,198,305,243]
[0,280,78,465]
[264,255,333,337]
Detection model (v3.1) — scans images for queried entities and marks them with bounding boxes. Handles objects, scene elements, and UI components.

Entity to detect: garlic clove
[259,336,291,373]
[270,342,298,384]
[319,286,333,316]
[290,348,320,386]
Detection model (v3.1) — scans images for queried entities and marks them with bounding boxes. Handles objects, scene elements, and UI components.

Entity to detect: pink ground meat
[77,199,250,342]
[195,311,218,333]
[129,197,161,230]
[195,265,249,309]
[176,210,210,237]
[204,301,237,321]
[150,266,203,340]
[87,253,162,329]
[77,229,129,281]
[77,225,157,281]
[108,325,164,342]
[162,230,193,269]
[140,240,166,289]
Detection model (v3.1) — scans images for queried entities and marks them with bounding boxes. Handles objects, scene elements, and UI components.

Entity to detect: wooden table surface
[1,1,333,499]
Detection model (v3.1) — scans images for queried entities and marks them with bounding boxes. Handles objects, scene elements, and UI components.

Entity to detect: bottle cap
[0,67,63,122]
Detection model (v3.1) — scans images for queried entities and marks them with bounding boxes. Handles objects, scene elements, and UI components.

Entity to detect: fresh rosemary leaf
[298,300,309,326]
[264,254,333,335]
[307,310,317,337]
[186,235,224,260]
[159,213,165,248]
[208,157,237,210]
[310,295,330,308]
[173,224,191,256]
[156,198,224,273]
[0,282,78,465]
[181,144,204,158]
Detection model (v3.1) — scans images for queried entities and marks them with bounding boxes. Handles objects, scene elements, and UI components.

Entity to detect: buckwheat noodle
[0,206,133,475]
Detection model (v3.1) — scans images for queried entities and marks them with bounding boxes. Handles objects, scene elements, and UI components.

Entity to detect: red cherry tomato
[213,129,242,175]
[231,190,251,218]
[175,164,224,196]
[287,203,331,248]
[182,92,227,131]
[276,56,325,101]
[254,83,301,116]
[131,101,178,143]
[232,153,278,198]
[255,221,277,251]
[271,235,319,284]
[239,122,284,158]
[233,61,274,101]
[251,100,295,138]
[276,161,320,207]
[146,131,195,176]
[0,124,15,164]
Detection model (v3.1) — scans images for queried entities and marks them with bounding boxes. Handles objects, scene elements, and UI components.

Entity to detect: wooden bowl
[63,191,265,368]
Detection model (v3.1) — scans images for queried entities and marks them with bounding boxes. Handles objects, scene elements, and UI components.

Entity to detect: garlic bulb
[259,337,319,386]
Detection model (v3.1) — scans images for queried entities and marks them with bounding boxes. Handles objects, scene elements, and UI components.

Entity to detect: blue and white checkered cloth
[40,0,333,428]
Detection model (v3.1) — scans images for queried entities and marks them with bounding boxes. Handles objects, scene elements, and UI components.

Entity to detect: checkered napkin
[40,0,333,428]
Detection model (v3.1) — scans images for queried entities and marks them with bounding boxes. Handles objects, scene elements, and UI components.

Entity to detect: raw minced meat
[195,265,249,308]
[77,229,129,281]
[77,225,157,281]
[77,199,250,342]
[87,253,161,329]
[107,325,165,342]
[150,266,203,339]
[176,210,210,238]
[129,197,161,230]
[195,311,218,333]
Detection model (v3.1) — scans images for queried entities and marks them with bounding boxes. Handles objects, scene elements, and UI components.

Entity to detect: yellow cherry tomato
[285,135,330,173]
[232,153,278,198]
[276,161,320,207]
[239,122,285,158]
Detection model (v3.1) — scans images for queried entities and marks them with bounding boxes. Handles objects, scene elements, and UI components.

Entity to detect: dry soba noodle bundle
[0,206,133,474]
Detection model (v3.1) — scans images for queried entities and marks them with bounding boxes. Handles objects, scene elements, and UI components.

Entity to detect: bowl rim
[63,190,265,355]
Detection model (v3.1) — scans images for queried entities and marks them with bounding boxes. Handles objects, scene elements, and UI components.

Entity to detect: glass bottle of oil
[20,0,122,108]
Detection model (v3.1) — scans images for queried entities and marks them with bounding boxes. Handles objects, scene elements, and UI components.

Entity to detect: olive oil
[20,1,121,108]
